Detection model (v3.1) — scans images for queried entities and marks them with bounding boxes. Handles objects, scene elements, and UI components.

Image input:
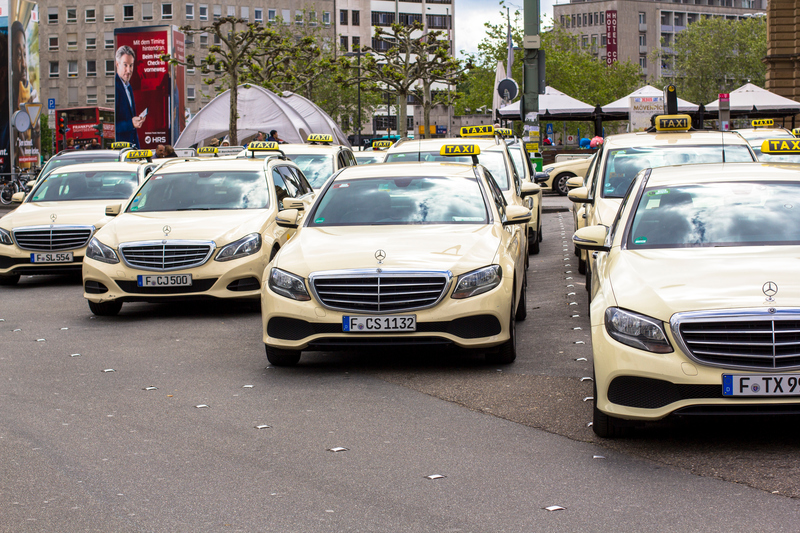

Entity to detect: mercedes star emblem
[375,249,386,263]
[763,281,778,299]
[50,213,57,222]
[163,225,172,236]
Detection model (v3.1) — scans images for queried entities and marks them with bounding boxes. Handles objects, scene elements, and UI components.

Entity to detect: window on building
[67,33,78,50]
[49,62,59,78]
[295,11,303,24]
[213,5,221,20]
[226,5,235,17]
[639,56,647,68]
[68,61,78,78]
[322,11,330,25]
[67,7,77,23]
[68,87,79,105]
[104,32,114,49]
[162,3,173,19]
[309,11,316,25]
[142,3,154,20]
[583,13,587,25]
[340,35,348,51]
[186,34,194,47]
[560,15,564,26]
[185,3,194,19]
[86,7,96,22]
[241,7,249,20]
[352,10,360,25]
[639,12,646,24]
[48,7,59,24]
[582,35,589,48]
[577,13,581,26]
[200,34,208,47]
[49,36,59,51]
[105,59,115,76]
[352,36,360,51]
[601,35,607,46]
[213,34,221,45]
[187,65,195,74]
[106,88,115,104]
[188,86,196,101]
[86,87,97,105]
[104,5,115,21]
[254,8,263,22]
[600,12,605,24]
[372,12,395,26]
[123,5,134,21]
[427,14,449,29]
[639,34,646,46]
[571,15,576,27]
[86,60,97,77]
[268,9,276,22]
[340,9,348,25]
[281,9,290,23]
[86,33,96,50]
[199,4,208,20]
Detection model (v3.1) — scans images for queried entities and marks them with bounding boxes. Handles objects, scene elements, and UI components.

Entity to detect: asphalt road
[1,194,800,532]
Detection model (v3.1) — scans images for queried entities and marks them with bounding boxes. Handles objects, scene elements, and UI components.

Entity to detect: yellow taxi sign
[752,119,774,128]
[495,128,513,137]
[439,144,481,156]
[307,133,333,143]
[111,142,132,150]
[247,141,280,151]
[460,125,494,137]
[372,140,392,150]
[761,138,800,154]
[525,142,539,153]
[792,128,800,138]
[125,149,153,160]
[197,147,219,155]
[654,114,691,132]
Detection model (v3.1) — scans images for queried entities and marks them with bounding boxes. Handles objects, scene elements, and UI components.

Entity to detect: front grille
[119,241,215,271]
[13,225,94,251]
[310,270,450,313]
[607,376,721,409]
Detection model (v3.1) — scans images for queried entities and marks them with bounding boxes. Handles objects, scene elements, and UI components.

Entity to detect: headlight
[215,233,262,262]
[605,307,673,353]
[268,268,310,301]
[543,166,555,174]
[451,265,502,299]
[0,228,12,245]
[86,238,119,264]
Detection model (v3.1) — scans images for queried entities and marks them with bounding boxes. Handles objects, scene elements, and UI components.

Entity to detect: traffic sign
[546,123,554,135]
[48,98,55,110]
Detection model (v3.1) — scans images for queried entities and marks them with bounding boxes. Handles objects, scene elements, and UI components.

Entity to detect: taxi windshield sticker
[460,125,494,137]
[125,149,152,160]
[761,139,800,154]
[634,237,647,244]
[248,141,279,151]
[314,217,325,223]
[654,115,691,131]
[440,144,480,156]
[752,119,774,128]
[647,189,670,196]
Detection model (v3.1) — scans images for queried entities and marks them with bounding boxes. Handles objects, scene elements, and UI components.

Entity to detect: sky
[454,0,557,58]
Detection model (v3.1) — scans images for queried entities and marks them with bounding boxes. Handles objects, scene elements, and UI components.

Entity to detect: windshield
[128,170,269,212]
[31,170,139,202]
[39,154,120,179]
[355,154,385,165]
[628,182,800,248]
[738,133,800,162]
[602,145,755,198]
[309,176,488,226]
[282,153,334,189]
[384,151,511,189]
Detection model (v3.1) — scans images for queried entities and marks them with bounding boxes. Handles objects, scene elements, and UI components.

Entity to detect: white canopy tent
[601,85,699,117]
[705,83,800,116]
[175,85,312,148]
[497,87,596,120]
[281,91,351,147]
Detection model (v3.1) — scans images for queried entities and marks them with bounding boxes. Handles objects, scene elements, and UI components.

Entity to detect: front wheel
[592,382,628,438]
[486,296,517,364]
[555,173,576,196]
[88,299,123,316]
[265,345,301,366]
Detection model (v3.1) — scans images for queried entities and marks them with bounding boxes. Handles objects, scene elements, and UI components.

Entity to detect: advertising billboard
[113,26,184,150]
[11,0,40,171]
[630,96,664,132]
[605,10,617,66]
[0,2,9,176]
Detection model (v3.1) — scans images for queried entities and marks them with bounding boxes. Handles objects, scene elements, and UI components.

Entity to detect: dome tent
[282,91,351,147]
[175,84,312,148]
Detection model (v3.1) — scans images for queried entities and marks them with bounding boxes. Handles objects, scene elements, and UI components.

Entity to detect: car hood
[607,246,800,322]
[275,225,502,277]
[0,200,114,230]
[97,210,273,247]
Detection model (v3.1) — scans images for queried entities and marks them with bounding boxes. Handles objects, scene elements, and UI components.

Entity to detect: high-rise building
[764,0,800,103]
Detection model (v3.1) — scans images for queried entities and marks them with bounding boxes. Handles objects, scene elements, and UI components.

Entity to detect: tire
[578,255,586,275]
[592,381,628,438]
[555,172,576,196]
[265,344,301,366]
[88,299,123,316]
[0,274,20,285]
[486,295,517,364]
[515,272,527,322]
[0,183,15,205]
[528,232,540,255]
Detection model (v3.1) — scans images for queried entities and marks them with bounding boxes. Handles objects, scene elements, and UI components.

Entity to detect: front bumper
[0,244,86,277]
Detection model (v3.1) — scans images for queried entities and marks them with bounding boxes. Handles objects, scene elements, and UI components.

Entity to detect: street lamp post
[345,50,363,149]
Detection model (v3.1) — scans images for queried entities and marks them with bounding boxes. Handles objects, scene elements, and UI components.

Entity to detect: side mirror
[573,225,610,252]
[520,181,540,198]
[282,198,305,211]
[276,208,300,229]
[11,192,25,203]
[566,176,584,190]
[503,205,532,226]
[533,172,549,184]
[105,203,122,216]
[568,186,593,204]
[26,180,36,189]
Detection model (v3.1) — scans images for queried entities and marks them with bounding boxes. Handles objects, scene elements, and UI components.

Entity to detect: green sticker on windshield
[647,189,670,196]
[634,236,647,244]
[314,217,325,223]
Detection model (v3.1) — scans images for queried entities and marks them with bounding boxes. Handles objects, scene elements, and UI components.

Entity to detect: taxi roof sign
[761,138,800,154]
[111,141,133,150]
[439,144,481,156]
[654,114,691,132]
[372,140,392,150]
[197,147,219,156]
[125,149,153,160]
[495,128,513,137]
[247,141,280,151]
[752,119,774,128]
[792,128,800,138]
[307,133,333,144]
[460,125,494,137]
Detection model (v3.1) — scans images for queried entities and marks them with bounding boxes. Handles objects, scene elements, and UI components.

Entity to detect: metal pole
[522,0,541,120]
[357,51,362,149]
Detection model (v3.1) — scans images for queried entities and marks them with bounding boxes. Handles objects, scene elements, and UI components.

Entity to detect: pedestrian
[267,130,285,144]
[66,138,75,150]
[209,137,219,147]
[155,144,166,158]
[221,136,230,146]
[164,145,177,157]
[256,131,266,141]
[88,138,101,150]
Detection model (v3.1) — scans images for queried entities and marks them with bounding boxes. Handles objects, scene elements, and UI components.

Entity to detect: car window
[273,168,298,208]
[288,167,313,196]
[128,171,270,212]
[39,154,120,179]
[31,170,139,202]
[309,176,488,226]
[283,153,334,189]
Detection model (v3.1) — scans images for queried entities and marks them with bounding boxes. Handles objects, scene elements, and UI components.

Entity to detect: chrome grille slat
[119,240,215,271]
[13,225,94,251]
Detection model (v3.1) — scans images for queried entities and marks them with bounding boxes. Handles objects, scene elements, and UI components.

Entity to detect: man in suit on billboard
[115,45,143,147]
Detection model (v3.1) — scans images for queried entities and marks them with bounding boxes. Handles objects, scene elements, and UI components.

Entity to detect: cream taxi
[0,156,155,285]
[733,119,797,162]
[82,156,315,315]
[353,140,392,165]
[261,144,535,366]
[542,155,594,196]
[504,138,545,254]
[574,159,800,437]
[383,126,542,256]
[568,114,756,284]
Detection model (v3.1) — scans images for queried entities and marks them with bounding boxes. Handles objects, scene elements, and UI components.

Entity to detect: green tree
[40,114,53,160]
[310,69,381,141]
[652,16,766,104]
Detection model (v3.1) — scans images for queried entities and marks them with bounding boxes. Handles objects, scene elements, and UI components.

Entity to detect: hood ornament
[375,249,386,264]
[50,213,57,223]
[162,225,172,236]
[763,281,778,303]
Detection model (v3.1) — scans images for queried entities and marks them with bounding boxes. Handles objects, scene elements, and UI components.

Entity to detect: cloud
[455,0,556,57]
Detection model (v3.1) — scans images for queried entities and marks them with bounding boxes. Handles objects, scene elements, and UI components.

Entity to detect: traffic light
[58,115,66,135]
[93,120,103,136]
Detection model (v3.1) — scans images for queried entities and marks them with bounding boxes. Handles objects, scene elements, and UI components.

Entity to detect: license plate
[137,274,193,287]
[722,374,800,397]
[30,252,73,263]
[343,315,416,332]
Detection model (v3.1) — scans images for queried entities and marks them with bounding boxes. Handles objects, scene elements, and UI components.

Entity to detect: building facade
[764,0,800,103]
[553,0,765,81]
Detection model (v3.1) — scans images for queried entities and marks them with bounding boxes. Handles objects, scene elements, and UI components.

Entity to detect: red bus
[55,107,115,150]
